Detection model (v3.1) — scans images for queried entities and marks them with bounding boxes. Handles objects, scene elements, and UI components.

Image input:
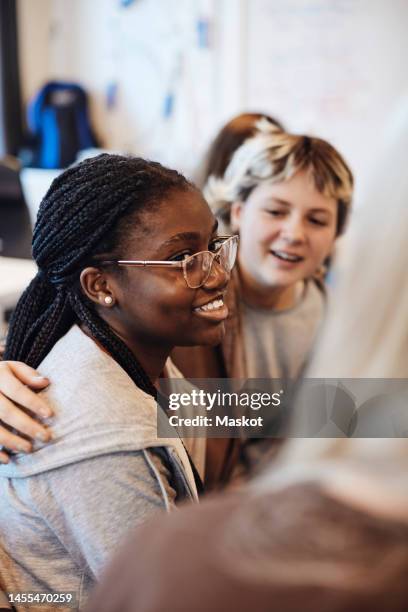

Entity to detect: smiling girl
[0,123,353,488]
[0,154,237,605]
[199,120,352,377]
[173,120,354,485]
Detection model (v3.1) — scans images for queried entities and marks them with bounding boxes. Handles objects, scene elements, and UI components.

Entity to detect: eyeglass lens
[184,237,238,288]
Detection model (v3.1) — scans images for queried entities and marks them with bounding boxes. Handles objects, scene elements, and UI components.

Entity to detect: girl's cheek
[314,235,335,261]
[243,213,273,234]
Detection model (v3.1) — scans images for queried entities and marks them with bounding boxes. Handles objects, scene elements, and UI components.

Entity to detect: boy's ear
[230,201,244,233]
[80,267,116,308]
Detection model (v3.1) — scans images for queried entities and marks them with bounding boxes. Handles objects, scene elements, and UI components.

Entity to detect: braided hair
[4,154,194,398]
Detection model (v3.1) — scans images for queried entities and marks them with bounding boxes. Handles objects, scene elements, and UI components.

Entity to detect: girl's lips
[270,250,304,267]
[193,303,229,321]
[192,300,229,322]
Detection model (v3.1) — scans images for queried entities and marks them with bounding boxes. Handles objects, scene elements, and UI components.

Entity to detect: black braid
[5,274,55,361]
[4,154,195,398]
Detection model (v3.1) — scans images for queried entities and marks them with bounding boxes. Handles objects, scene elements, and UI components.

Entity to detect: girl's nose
[281,217,306,244]
[203,258,230,291]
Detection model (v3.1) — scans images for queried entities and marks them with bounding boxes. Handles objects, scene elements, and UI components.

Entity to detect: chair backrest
[27,81,97,169]
[0,163,32,259]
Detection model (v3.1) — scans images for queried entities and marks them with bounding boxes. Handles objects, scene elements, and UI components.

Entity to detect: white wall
[16,0,408,195]
[17,0,53,105]
[17,0,239,177]
[246,0,408,203]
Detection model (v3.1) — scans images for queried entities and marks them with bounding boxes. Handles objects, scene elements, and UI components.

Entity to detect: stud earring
[104,295,113,305]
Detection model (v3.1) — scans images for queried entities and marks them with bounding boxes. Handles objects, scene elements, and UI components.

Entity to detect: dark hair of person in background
[201,112,284,184]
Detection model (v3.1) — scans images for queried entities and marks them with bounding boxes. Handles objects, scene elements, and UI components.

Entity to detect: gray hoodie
[0,325,198,611]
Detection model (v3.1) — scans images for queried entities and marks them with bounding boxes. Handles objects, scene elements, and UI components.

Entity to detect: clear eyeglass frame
[99,234,239,289]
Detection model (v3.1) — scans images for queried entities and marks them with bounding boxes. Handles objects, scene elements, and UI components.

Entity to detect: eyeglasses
[100,235,239,289]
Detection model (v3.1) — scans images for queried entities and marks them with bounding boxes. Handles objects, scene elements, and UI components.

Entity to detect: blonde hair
[204,119,353,235]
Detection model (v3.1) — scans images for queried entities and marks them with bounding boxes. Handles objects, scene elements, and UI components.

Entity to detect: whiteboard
[45,0,219,177]
[18,0,408,193]
[246,0,408,202]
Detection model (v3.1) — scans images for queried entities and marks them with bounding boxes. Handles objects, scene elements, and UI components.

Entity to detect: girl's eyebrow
[270,199,332,215]
[161,221,219,249]
[309,208,332,215]
[270,198,291,207]
[161,232,202,249]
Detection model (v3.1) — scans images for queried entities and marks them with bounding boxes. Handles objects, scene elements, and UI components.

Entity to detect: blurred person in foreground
[86,98,408,612]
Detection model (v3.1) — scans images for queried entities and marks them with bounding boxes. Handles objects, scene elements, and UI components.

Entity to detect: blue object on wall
[106,82,119,110]
[197,18,210,48]
[163,92,174,118]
